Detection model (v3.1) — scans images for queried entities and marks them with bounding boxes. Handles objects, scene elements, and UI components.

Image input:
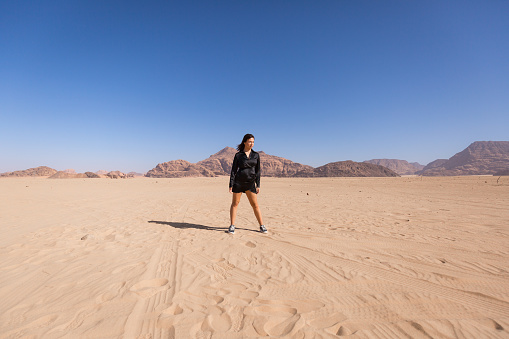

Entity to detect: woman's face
[244,138,254,151]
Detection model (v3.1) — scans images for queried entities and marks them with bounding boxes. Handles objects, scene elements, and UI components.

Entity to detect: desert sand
[1,176,508,338]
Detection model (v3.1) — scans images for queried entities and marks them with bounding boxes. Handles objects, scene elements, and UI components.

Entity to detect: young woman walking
[228,134,267,234]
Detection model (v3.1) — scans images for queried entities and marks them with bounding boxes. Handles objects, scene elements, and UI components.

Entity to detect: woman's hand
[229,187,233,194]
[256,187,260,194]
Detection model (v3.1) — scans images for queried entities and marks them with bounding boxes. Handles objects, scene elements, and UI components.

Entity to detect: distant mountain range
[2,141,508,178]
[146,147,399,178]
[363,159,424,175]
[418,141,509,176]
[146,147,320,178]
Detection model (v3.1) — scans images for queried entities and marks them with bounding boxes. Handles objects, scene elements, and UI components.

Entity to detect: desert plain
[0,176,508,338]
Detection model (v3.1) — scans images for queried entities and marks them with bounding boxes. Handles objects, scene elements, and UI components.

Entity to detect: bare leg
[245,190,264,226]
[230,192,242,225]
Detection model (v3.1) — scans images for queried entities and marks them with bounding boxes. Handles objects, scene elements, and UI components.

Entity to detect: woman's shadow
[148,221,258,233]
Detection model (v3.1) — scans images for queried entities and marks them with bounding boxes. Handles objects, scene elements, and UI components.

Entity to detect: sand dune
[1,176,508,338]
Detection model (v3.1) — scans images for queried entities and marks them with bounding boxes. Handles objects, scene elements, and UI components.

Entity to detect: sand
[0,176,508,338]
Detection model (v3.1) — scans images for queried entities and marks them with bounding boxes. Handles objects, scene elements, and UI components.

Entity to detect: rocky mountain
[420,159,448,172]
[196,147,238,175]
[146,148,399,178]
[420,141,509,176]
[258,151,314,177]
[294,161,399,177]
[145,160,215,178]
[1,166,57,177]
[364,159,424,175]
[146,147,314,178]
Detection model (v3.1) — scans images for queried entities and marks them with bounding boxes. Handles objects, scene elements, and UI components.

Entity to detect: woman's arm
[255,153,261,189]
[229,154,238,188]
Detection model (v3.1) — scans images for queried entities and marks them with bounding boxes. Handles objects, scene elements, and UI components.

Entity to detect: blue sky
[1,1,508,173]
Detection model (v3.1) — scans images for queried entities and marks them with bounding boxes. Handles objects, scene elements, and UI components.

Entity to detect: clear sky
[1,1,508,173]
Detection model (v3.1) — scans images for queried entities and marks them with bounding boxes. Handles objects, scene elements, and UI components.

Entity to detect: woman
[229,134,267,234]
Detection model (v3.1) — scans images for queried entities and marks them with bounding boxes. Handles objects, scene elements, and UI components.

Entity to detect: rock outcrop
[147,147,314,178]
[145,160,215,178]
[364,159,424,175]
[419,159,448,173]
[258,152,314,177]
[419,141,509,176]
[49,171,88,179]
[196,147,238,175]
[1,166,57,177]
[107,171,127,179]
[127,172,145,178]
[295,161,399,177]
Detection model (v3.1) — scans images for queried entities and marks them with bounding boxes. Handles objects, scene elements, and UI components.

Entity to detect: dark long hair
[237,134,255,152]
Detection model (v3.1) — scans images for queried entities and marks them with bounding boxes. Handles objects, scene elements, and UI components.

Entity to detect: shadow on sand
[148,221,259,233]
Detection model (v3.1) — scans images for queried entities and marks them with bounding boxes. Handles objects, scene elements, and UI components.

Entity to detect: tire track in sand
[123,236,181,339]
[263,234,509,319]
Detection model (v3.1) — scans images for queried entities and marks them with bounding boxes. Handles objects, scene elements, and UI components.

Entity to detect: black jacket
[229,150,261,188]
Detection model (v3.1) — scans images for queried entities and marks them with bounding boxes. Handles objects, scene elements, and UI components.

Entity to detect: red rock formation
[258,151,314,177]
[148,147,314,178]
[1,166,57,177]
[196,147,238,175]
[145,160,215,178]
[48,171,88,179]
[107,171,127,179]
[295,161,399,177]
[147,147,398,178]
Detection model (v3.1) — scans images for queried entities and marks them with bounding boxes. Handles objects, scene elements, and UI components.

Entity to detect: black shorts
[232,181,257,194]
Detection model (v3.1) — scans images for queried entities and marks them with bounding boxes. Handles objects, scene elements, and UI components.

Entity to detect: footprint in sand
[130,278,169,298]
[309,311,348,329]
[207,312,232,332]
[161,303,185,316]
[158,303,193,329]
[251,305,301,336]
[245,241,256,248]
[308,311,359,336]
[332,325,358,336]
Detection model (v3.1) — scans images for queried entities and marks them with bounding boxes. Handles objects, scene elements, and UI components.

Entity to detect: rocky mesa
[419,141,509,176]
